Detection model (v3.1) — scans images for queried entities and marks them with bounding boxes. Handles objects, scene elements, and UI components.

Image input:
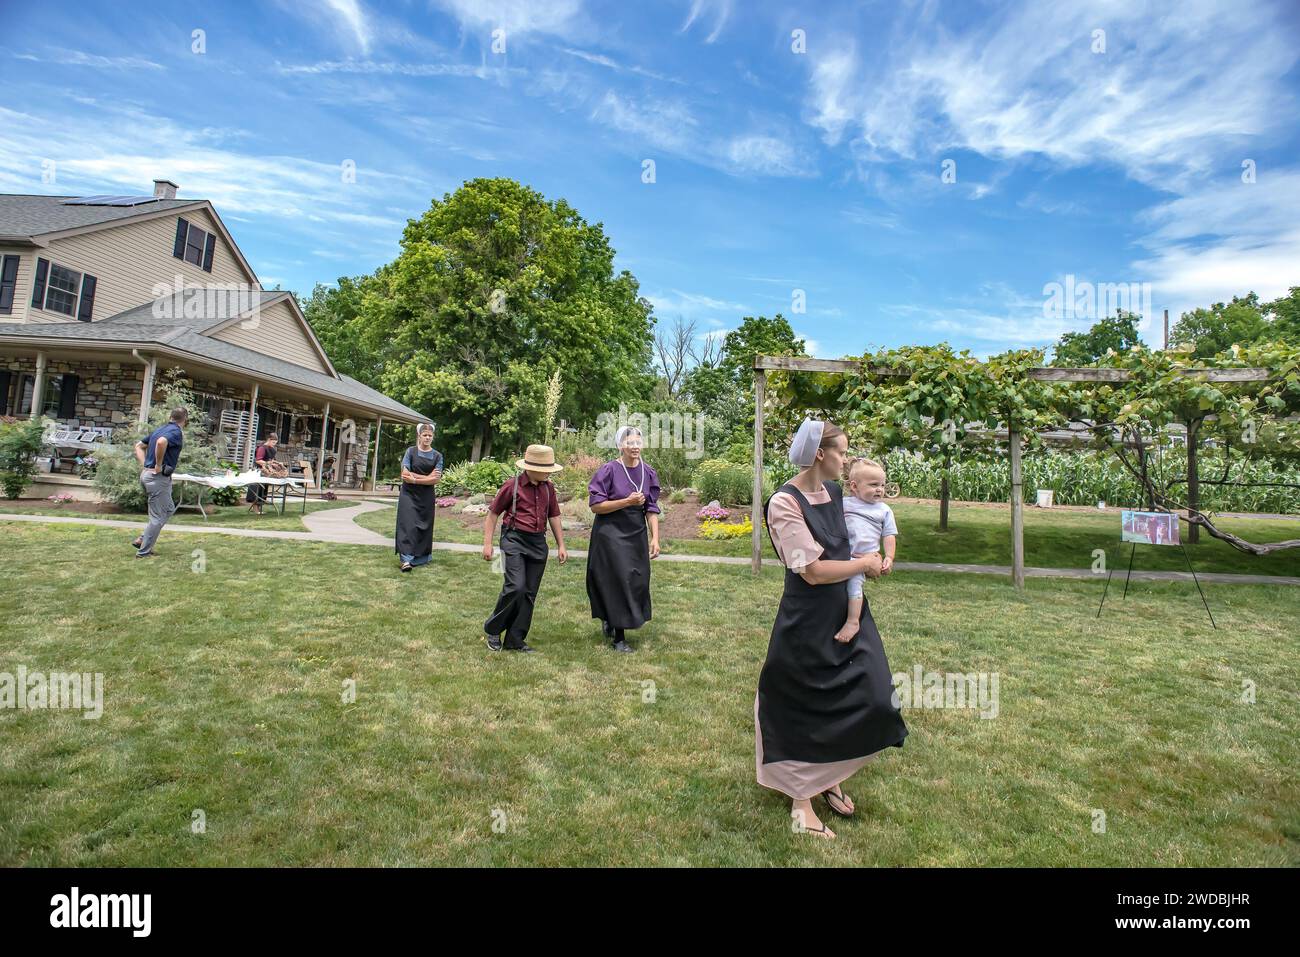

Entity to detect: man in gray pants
[131,407,187,558]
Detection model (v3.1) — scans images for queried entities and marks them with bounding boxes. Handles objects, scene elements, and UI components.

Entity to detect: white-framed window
[43,263,82,316]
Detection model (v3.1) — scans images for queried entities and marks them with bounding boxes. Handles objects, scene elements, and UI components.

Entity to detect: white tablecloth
[171,470,306,489]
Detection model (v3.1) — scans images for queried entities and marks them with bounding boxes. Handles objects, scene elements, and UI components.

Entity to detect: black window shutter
[58,374,79,418]
[0,255,18,313]
[76,274,97,321]
[0,371,10,415]
[31,257,49,308]
[173,218,189,259]
[202,233,216,272]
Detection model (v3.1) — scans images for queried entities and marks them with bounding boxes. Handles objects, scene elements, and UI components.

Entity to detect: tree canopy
[305,177,657,461]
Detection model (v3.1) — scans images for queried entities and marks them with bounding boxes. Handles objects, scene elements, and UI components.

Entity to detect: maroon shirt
[489,473,560,533]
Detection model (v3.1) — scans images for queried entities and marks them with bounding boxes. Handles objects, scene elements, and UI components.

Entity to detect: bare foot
[791,800,835,839]
[833,621,858,643]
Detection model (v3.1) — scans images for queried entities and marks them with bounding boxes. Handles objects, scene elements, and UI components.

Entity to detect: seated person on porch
[246,432,286,514]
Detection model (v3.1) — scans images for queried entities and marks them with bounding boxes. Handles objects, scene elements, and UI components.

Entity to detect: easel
[1096,539,1216,628]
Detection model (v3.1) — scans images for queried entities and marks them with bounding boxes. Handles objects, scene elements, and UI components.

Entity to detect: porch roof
[0,306,423,423]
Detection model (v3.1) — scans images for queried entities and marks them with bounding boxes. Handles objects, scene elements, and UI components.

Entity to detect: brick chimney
[153,179,179,200]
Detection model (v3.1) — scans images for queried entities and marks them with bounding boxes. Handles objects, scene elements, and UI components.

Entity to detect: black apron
[395,446,437,558]
[757,480,907,764]
[587,493,652,630]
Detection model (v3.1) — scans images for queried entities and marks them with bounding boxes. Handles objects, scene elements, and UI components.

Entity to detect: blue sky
[2,0,1298,360]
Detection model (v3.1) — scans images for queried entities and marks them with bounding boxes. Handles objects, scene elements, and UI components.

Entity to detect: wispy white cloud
[13,50,163,70]
[560,48,685,85]
[322,0,374,54]
[432,0,584,37]
[680,0,733,44]
[593,92,815,178]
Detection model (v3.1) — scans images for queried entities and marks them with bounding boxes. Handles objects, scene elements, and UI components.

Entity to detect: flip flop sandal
[823,786,855,818]
[798,820,835,839]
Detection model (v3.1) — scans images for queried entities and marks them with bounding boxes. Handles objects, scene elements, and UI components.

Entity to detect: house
[0,179,422,495]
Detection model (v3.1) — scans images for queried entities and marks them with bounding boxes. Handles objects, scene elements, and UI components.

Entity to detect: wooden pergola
[750,356,1270,587]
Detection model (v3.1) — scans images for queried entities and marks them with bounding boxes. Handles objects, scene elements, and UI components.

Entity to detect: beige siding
[0,245,30,321]
[23,207,258,324]
[211,298,331,374]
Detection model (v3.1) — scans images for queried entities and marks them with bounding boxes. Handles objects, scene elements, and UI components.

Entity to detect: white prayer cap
[417,422,435,436]
[615,425,643,448]
[788,418,825,467]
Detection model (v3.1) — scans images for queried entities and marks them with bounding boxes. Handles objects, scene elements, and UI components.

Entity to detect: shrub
[436,496,458,508]
[0,417,49,499]
[699,516,753,540]
[47,492,77,506]
[668,489,686,504]
[692,459,772,505]
[441,458,513,495]
[92,374,224,510]
[697,503,730,521]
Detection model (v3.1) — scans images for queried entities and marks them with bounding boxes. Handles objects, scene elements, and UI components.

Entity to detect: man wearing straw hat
[482,444,568,653]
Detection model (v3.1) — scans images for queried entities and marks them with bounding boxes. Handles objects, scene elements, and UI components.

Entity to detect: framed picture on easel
[1120,509,1181,546]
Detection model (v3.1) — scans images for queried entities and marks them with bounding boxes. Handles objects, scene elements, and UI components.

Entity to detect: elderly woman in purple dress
[586,426,660,653]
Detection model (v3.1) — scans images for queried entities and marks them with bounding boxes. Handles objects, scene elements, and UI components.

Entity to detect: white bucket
[1035,489,1054,508]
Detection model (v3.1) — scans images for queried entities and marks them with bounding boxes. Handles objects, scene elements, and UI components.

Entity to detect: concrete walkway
[301,501,392,545]
[2,510,1298,586]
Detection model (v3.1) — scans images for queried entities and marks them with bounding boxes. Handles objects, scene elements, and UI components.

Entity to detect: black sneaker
[135,550,155,559]
[507,642,537,654]
[130,537,143,549]
[485,634,503,652]
[611,639,634,654]
[400,562,413,573]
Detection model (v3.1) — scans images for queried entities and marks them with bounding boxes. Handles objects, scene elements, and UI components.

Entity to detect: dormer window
[172,217,215,272]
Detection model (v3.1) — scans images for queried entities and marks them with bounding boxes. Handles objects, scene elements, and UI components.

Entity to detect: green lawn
[1,521,1296,866]
[355,500,1300,577]
[0,498,355,532]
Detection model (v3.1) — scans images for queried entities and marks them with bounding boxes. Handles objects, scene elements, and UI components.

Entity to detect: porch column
[244,382,259,470]
[317,402,330,489]
[30,352,46,419]
[136,357,156,425]
[370,416,382,490]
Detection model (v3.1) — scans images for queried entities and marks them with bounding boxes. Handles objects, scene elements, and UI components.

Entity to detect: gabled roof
[0,194,203,241]
[0,191,260,288]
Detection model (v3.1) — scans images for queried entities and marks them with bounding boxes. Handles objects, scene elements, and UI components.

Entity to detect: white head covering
[788,418,825,468]
[417,422,435,437]
[614,425,643,449]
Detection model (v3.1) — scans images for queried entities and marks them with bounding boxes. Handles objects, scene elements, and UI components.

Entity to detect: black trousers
[484,528,549,647]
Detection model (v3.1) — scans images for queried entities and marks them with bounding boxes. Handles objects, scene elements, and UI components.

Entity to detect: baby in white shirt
[837,457,898,643]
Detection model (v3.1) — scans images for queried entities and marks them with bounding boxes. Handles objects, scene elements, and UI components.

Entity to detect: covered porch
[1,342,419,495]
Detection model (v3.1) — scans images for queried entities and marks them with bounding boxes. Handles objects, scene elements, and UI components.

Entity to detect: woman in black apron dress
[756,419,907,839]
[395,423,442,572]
[586,426,660,653]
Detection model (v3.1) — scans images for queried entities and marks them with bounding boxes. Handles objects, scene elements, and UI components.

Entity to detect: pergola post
[751,368,766,575]
[317,402,331,489]
[370,416,382,490]
[1009,427,1025,590]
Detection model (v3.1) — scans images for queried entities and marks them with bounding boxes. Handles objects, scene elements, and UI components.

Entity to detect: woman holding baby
[756,418,908,840]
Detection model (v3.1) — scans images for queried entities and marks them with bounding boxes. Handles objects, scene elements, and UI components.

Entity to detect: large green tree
[718,314,806,390]
[1170,293,1268,358]
[1051,311,1143,366]
[308,178,656,461]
